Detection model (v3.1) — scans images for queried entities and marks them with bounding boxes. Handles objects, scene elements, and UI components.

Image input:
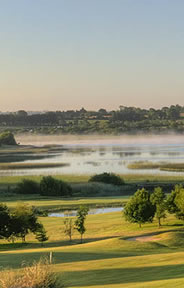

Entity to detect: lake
[1,134,184,176]
[49,207,123,217]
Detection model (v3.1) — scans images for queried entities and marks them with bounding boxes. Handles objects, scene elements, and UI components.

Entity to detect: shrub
[14,179,40,195]
[89,172,124,186]
[40,176,72,197]
[0,259,64,288]
[72,182,123,197]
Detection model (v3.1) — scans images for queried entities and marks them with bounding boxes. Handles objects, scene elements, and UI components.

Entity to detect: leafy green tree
[150,187,166,227]
[166,185,184,219]
[40,176,72,197]
[35,225,48,246]
[75,206,89,243]
[0,204,11,239]
[124,188,155,227]
[12,203,42,242]
[64,218,74,242]
[89,172,124,186]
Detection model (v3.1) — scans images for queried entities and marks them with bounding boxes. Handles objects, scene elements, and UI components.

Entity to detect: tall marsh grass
[0,259,64,288]
[128,161,184,172]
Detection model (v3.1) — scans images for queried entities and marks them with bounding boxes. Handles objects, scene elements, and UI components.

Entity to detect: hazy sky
[1,0,184,111]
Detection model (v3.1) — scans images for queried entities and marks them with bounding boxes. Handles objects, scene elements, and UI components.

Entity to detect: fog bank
[16,134,184,147]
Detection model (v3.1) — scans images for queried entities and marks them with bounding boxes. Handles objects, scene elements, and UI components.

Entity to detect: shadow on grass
[64,264,184,286]
[0,235,117,251]
[0,250,131,269]
[122,227,184,241]
[1,245,184,270]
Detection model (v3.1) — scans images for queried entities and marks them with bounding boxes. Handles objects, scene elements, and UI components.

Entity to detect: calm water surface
[49,207,123,217]
[2,135,184,176]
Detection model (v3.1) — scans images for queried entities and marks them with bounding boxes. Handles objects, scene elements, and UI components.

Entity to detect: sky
[1,0,184,111]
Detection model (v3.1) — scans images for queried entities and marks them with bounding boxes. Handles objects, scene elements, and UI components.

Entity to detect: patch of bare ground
[127,235,162,242]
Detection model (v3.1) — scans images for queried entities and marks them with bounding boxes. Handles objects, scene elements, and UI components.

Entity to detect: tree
[89,173,124,186]
[0,204,11,239]
[12,203,42,242]
[75,206,89,243]
[14,179,40,195]
[35,224,48,246]
[63,218,73,242]
[16,110,28,117]
[167,185,184,220]
[124,188,155,227]
[40,176,72,197]
[150,187,166,227]
[166,185,184,219]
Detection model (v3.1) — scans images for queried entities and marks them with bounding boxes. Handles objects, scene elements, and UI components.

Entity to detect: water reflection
[49,207,123,217]
[1,142,184,176]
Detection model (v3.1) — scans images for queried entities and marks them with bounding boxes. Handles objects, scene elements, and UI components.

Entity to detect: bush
[40,176,72,197]
[89,172,124,186]
[14,179,40,195]
[0,131,17,146]
[72,182,123,197]
[0,259,64,288]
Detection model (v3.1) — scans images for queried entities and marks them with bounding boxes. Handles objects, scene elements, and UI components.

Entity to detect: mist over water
[16,134,184,146]
[2,134,184,177]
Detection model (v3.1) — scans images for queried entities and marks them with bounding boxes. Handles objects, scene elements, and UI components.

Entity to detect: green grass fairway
[1,209,184,288]
[1,173,184,287]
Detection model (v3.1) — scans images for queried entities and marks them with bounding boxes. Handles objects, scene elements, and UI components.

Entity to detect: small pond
[49,207,123,217]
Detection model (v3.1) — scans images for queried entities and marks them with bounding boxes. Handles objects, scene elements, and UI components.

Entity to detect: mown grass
[1,196,128,211]
[1,211,184,288]
[1,172,184,287]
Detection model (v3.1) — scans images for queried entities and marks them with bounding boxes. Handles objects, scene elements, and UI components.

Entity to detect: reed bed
[0,162,69,170]
[128,161,184,172]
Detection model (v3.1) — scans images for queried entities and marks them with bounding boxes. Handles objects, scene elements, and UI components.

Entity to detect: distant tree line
[1,105,184,134]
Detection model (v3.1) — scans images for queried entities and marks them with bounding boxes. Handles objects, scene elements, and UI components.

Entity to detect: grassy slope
[2,196,128,210]
[1,172,184,287]
[1,210,184,288]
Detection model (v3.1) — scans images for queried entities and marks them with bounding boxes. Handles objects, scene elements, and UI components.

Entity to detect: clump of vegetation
[75,206,89,243]
[0,259,64,288]
[128,161,184,172]
[35,226,49,246]
[64,218,74,242]
[89,172,124,186]
[128,161,161,170]
[167,184,184,220]
[40,176,72,197]
[124,188,155,227]
[72,182,125,197]
[14,176,72,197]
[0,162,69,170]
[0,131,17,146]
[0,202,47,243]
[150,187,166,227]
[14,179,40,195]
